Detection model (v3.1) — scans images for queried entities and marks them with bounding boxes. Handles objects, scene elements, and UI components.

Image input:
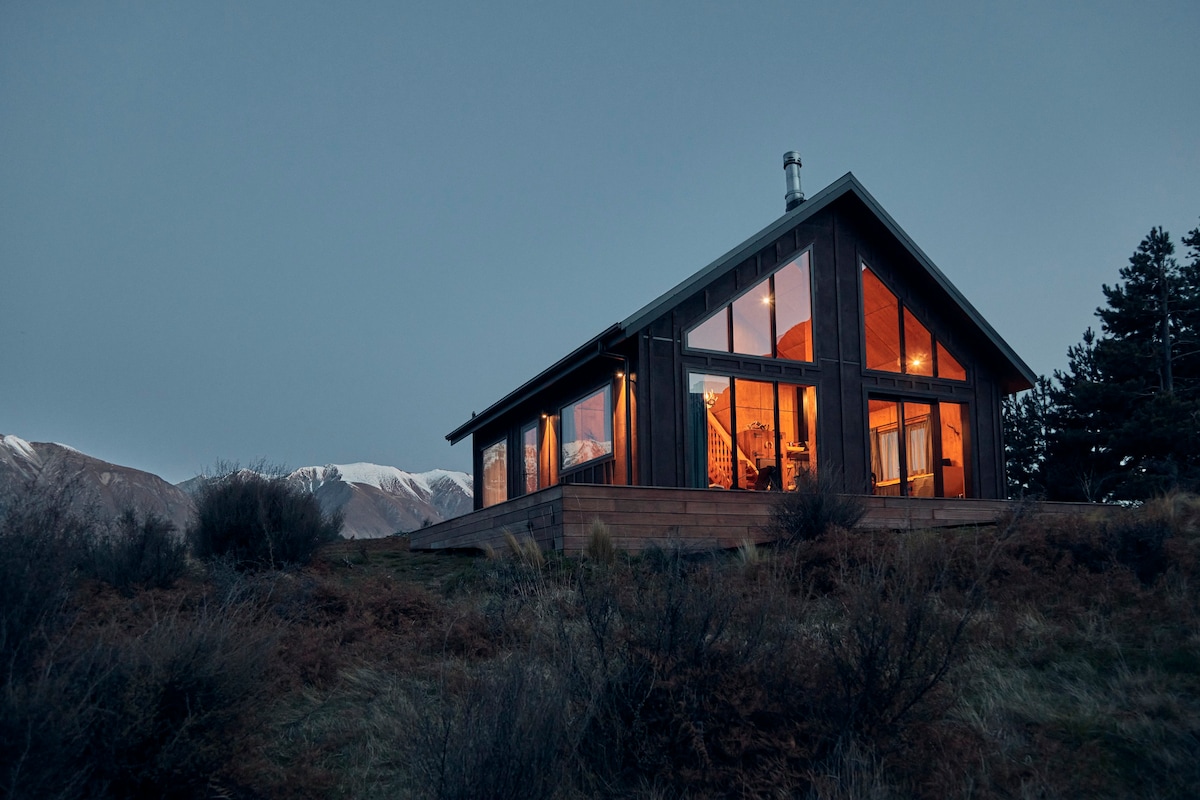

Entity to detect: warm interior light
[616,371,624,378]
[704,390,717,409]
[910,357,922,368]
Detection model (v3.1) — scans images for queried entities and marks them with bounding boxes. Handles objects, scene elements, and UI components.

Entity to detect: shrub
[771,469,866,543]
[89,509,187,594]
[189,470,342,570]
[0,477,94,683]
[0,596,273,800]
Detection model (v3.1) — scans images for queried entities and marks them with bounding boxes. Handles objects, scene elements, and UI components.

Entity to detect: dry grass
[5,491,1200,798]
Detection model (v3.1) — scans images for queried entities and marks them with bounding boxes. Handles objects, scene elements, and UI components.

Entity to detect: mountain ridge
[0,435,472,539]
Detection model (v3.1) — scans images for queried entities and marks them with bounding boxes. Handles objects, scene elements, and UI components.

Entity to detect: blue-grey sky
[3,1,1197,483]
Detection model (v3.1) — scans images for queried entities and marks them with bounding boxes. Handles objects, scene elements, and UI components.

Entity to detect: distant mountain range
[0,434,472,539]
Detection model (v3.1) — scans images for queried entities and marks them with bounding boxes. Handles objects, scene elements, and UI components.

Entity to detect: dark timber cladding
[444,170,1035,524]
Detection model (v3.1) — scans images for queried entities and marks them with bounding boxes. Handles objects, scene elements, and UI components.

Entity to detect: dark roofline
[618,173,861,333]
[446,324,623,445]
[448,172,1036,443]
[620,172,1035,392]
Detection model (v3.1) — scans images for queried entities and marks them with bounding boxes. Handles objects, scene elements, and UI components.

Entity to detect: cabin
[414,156,1036,553]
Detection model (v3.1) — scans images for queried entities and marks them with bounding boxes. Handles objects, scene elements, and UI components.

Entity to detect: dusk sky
[3,2,1198,484]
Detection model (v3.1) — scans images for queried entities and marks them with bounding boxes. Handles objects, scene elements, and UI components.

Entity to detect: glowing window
[862,266,902,372]
[903,310,934,377]
[937,342,966,381]
[862,264,967,382]
[481,439,507,508]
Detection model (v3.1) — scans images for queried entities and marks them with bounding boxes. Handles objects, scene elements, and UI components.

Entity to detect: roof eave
[446,323,625,444]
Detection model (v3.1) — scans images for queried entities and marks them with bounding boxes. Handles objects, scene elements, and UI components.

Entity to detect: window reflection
[731,290,773,357]
[521,422,538,494]
[686,308,729,352]
[561,385,613,470]
[684,251,814,363]
[775,253,813,362]
[481,439,507,508]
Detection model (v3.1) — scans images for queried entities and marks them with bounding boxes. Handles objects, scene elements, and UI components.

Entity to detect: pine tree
[1003,375,1053,496]
[1043,225,1200,500]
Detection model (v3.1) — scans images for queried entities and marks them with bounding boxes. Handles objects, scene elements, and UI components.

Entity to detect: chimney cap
[783,151,802,167]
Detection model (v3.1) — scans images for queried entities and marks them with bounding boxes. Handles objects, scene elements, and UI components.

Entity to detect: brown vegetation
[3,479,1199,798]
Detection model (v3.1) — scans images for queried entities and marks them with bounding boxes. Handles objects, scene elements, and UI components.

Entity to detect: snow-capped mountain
[287,463,472,538]
[1,434,473,540]
[0,434,193,530]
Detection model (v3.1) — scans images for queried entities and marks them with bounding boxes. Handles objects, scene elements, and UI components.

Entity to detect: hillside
[3,484,1198,799]
[0,435,193,530]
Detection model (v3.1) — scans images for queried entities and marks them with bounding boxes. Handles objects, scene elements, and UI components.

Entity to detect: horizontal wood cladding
[411,486,1114,555]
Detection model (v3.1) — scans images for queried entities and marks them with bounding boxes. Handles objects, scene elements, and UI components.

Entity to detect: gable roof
[448,172,1036,444]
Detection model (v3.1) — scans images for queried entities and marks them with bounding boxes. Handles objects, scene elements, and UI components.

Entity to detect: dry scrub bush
[771,469,866,543]
[89,509,187,595]
[0,477,96,683]
[189,470,342,570]
[1,588,274,800]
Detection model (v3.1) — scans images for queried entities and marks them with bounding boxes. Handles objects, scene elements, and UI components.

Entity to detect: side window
[561,385,613,470]
[481,439,507,508]
[520,422,539,494]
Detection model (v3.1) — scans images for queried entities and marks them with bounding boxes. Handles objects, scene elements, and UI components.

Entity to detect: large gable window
[861,264,967,381]
[685,250,813,363]
[561,385,613,471]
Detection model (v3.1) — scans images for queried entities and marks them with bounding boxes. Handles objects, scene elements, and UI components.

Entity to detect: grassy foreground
[3,494,1200,799]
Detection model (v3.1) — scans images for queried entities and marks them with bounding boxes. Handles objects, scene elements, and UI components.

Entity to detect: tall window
[861,264,967,381]
[481,439,507,508]
[685,250,813,363]
[868,399,969,498]
[561,385,613,471]
[688,372,817,491]
[520,422,539,494]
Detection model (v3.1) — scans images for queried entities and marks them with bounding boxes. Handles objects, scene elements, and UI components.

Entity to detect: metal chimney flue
[783,151,804,211]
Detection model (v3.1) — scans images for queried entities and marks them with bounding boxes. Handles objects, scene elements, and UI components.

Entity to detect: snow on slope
[2,434,39,463]
[288,462,473,538]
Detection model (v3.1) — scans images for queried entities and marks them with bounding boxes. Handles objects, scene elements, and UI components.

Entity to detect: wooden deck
[408,486,1104,555]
